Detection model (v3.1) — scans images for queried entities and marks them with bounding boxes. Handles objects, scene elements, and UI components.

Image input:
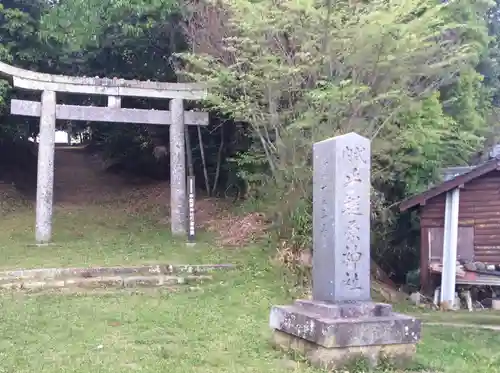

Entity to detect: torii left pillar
[170,98,187,236]
[35,90,56,244]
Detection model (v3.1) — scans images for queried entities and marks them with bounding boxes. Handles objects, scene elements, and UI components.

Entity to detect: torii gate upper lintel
[0,61,208,244]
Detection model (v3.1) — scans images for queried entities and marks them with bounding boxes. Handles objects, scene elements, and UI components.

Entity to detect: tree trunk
[197,125,211,196]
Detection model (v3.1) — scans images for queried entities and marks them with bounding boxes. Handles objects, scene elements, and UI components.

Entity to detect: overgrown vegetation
[1,0,500,280]
[180,0,500,279]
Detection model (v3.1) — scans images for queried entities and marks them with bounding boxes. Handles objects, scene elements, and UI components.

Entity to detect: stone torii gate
[0,61,207,244]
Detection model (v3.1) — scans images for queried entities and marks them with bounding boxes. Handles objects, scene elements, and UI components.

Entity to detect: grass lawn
[406,306,500,327]
[1,205,500,373]
[0,204,248,269]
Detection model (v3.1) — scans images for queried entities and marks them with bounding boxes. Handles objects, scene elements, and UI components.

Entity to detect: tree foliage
[178,0,496,276]
[1,0,500,279]
[0,0,51,140]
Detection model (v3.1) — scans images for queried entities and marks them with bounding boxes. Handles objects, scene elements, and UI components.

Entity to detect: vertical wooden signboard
[187,176,196,243]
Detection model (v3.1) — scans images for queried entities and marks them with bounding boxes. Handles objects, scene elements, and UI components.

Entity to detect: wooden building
[399,156,500,292]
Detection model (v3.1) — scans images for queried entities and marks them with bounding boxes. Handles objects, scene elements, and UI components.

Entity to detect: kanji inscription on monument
[312,132,371,302]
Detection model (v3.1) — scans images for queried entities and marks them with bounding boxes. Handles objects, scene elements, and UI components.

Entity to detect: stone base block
[269,299,420,370]
[270,300,421,348]
[27,243,61,248]
[272,330,417,371]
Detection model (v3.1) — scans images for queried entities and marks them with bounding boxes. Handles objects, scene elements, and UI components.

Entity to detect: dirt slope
[53,146,128,205]
[52,146,264,245]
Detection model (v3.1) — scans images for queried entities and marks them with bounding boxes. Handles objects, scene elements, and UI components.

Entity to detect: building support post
[440,187,460,308]
[35,90,56,244]
[170,98,187,235]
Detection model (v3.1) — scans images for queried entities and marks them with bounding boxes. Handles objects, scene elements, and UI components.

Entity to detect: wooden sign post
[187,175,196,244]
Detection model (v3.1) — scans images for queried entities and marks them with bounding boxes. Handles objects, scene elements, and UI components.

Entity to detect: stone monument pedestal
[269,133,421,370]
[270,300,421,370]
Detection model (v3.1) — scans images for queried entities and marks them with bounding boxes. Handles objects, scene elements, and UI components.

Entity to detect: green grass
[407,307,500,327]
[0,205,251,269]
[0,268,308,373]
[1,205,500,373]
[416,327,500,372]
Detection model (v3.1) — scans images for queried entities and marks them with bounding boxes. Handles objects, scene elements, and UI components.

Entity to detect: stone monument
[269,133,421,370]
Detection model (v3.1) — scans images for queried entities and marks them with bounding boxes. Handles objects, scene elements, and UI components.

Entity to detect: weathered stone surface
[270,303,421,348]
[38,280,65,289]
[0,263,234,281]
[122,275,212,287]
[294,299,393,318]
[272,330,417,371]
[11,100,209,126]
[123,276,162,287]
[170,98,187,236]
[312,133,371,303]
[35,90,56,244]
[0,61,207,99]
[69,276,124,289]
[22,281,50,290]
[0,274,215,292]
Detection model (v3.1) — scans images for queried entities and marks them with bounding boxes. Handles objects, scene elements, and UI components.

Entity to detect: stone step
[0,263,235,281]
[35,285,206,297]
[0,274,213,292]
